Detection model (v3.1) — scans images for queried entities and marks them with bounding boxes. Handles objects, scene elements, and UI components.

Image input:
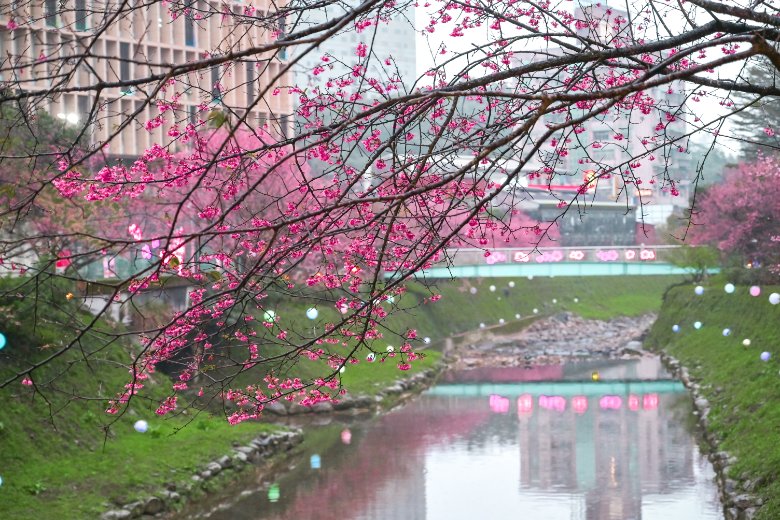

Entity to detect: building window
[211,66,221,102]
[277,16,286,60]
[119,43,131,82]
[246,62,255,106]
[185,1,196,47]
[45,0,58,27]
[75,0,89,31]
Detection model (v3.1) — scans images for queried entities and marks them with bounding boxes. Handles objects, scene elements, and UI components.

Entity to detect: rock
[125,501,144,518]
[143,496,165,515]
[287,403,308,415]
[333,395,354,410]
[218,455,233,469]
[264,401,287,415]
[235,446,255,455]
[200,470,212,479]
[732,494,752,508]
[101,510,132,520]
[161,490,181,503]
[311,401,333,413]
[234,451,249,463]
[191,474,202,482]
[206,461,222,475]
[385,384,404,394]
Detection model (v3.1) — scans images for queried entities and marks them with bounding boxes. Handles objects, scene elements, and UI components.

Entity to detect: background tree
[688,156,780,280]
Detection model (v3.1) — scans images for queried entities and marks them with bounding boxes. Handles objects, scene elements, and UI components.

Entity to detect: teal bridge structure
[402,245,714,278]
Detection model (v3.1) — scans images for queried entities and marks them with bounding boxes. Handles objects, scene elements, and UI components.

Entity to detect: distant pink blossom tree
[689,156,780,276]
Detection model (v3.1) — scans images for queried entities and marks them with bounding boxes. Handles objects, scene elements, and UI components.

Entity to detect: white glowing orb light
[423,337,431,344]
[533,308,539,314]
[761,351,772,362]
[339,366,346,374]
[479,323,485,329]
[743,339,752,347]
[552,298,557,304]
[694,321,702,330]
[263,310,276,322]
[508,281,515,288]
[724,283,736,294]
[133,420,149,433]
[489,285,496,292]
[573,298,579,303]
[751,286,761,297]
[672,324,680,333]
[515,314,521,319]
[469,287,478,295]
[694,286,704,296]
[386,345,394,353]
[366,353,376,362]
[0,475,3,487]
[723,328,731,337]
[770,293,780,305]
[306,308,319,320]
[527,275,534,280]
[499,319,505,325]
[0,332,6,350]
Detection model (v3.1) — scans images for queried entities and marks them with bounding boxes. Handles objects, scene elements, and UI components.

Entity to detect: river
[177,358,723,520]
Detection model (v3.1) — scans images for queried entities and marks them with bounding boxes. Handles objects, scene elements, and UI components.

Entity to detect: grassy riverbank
[0,274,680,518]
[646,280,780,519]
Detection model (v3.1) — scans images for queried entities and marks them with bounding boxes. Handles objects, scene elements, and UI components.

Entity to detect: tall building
[0,1,293,158]
[291,3,417,93]
[517,3,693,228]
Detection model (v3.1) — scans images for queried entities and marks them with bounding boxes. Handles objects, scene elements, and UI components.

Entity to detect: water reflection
[179,362,722,520]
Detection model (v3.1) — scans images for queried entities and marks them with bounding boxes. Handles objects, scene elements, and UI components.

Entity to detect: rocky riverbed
[451,312,657,369]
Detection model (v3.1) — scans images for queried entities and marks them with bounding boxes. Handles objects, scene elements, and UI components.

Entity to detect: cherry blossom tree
[1,0,779,423]
[688,156,780,278]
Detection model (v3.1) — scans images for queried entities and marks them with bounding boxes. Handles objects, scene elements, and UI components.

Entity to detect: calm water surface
[180,359,723,520]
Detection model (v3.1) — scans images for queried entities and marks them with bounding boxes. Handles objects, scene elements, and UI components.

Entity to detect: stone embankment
[661,353,763,520]
[101,430,303,520]
[452,312,657,368]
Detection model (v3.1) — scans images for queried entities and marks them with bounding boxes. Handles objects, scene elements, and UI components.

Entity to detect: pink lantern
[750,286,761,297]
[340,429,352,445]
[628,394,640,411]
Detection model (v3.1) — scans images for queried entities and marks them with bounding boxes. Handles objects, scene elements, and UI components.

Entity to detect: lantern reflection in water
[539,395,566,412]
[489,394,510,414]
[517,394,534,415]
[571,395,588,414]
[643,393,659,410]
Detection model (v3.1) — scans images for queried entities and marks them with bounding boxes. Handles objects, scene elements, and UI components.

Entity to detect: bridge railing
[442,245,682,267]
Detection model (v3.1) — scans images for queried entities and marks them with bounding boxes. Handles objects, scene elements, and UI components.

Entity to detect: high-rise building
[0,1,293,158]
[517,3,693,227]
[291,3,417,95]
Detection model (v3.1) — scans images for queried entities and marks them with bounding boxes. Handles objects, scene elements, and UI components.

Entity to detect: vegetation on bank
[0,273,681,518]
[646,279,780,520]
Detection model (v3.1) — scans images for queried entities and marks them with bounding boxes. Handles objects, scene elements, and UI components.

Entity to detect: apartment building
[0,0,293,158]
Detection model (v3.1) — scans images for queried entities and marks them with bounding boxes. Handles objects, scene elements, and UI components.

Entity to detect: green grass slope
[646,282,780,520]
